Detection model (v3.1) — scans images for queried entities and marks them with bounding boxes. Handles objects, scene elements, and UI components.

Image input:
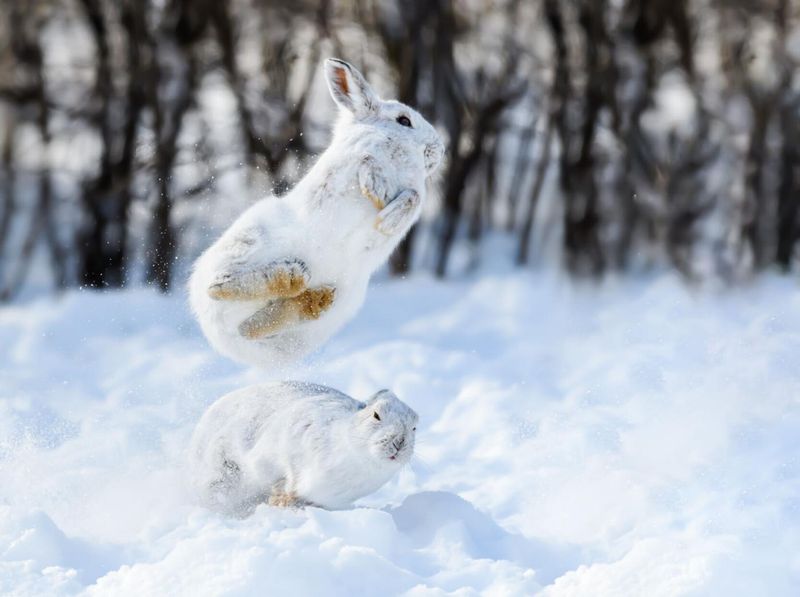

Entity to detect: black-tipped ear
[324,58,378,116]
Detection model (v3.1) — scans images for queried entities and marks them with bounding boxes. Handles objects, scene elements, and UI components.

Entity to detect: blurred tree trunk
[0,5,64,299]
[145,0,203,291]
[0,112,15,275]
[506,114,537,233]
[436,86,520,276]
[561,0,612,276]
[76,0,139,288]
[774,0,800,269]
[775,104,800,269]
[517,117,553,265]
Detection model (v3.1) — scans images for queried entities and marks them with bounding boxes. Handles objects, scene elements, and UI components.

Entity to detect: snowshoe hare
[190,381,418,514]
[189,58,445,367]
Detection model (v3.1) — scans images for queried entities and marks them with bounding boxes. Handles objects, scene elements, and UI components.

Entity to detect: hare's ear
[324,58,378,116]
[367,389,393,403]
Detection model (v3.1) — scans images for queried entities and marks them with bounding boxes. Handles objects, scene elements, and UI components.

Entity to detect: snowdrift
[1,272,799,595]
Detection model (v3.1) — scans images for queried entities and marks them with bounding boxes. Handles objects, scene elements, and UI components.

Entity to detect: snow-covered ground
[1,269,799,595]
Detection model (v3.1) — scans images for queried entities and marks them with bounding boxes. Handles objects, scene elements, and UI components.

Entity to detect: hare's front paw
[209,258,310,301]
[375,189,420,236]
[358,156,389,210]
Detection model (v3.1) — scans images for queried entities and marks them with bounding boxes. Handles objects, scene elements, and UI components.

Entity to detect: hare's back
[201,382,354,428]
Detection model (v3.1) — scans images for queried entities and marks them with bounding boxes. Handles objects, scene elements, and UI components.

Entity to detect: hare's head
[354,389,418,466]
[324,58,445,175]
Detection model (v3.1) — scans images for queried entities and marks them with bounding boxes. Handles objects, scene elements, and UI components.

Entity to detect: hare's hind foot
[264,259,310,297]
[295,285,336,320]
[238,285,336,340]
[208,259,309,301]
[238,300,292,339]
[267,492,305,508]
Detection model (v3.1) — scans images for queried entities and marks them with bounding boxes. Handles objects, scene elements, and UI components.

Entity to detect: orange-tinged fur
[238,286,336,339]
[267,492,303,508]
[208,266,308,301]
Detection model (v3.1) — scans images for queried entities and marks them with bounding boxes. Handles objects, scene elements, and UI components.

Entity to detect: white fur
[189,381,418,514]
[189,59,445,367]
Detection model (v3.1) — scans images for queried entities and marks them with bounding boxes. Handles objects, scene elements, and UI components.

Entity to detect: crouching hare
[189,381,418,515]
[189,58,445,367]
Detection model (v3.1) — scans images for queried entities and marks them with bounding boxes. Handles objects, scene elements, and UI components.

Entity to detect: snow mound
[1,272,799,595]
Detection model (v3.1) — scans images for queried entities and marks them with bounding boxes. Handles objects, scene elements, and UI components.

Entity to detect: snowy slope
[1,271,799,596]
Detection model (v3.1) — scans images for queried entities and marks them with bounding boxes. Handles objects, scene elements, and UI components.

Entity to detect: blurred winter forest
[0,0,798,300]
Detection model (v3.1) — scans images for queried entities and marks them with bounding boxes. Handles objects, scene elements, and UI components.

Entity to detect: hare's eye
[396,115,412,128]
[412,427,416,431]
[373,412,381,421]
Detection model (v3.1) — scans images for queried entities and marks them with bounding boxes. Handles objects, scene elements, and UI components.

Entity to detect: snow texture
[1,270,799,595]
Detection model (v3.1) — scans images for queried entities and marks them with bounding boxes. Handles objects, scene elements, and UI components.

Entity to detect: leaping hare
[189,58,445,367]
